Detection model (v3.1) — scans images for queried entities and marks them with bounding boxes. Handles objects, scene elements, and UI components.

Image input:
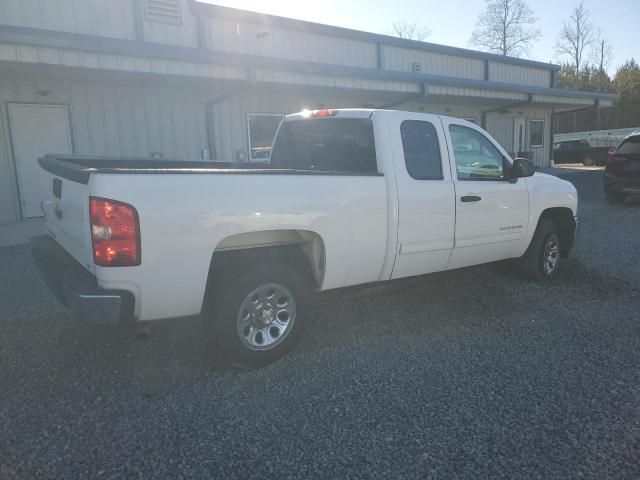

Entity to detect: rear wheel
[207,263,309,369]
[519,219,562,281]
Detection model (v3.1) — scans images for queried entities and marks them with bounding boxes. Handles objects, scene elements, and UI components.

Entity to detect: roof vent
[145,0,181,25]
[411,62,422,73]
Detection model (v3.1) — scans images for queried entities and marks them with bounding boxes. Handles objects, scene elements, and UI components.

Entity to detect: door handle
[460,195,482,203]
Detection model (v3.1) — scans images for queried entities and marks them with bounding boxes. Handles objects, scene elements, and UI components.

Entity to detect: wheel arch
[537,207,576,258]
[201,229,326,314]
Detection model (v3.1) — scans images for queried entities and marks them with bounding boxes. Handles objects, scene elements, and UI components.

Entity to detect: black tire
[208,262,309,369]
[519,218,562,281]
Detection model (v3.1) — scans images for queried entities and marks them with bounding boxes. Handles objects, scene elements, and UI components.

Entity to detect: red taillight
[310,109,338,118]
[89,197,140,267]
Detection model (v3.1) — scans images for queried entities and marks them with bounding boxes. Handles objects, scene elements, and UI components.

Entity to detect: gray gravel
[1,171,640,479]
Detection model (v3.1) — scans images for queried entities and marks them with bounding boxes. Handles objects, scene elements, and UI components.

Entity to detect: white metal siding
[255,68,420,94]
[382,46,485,80]
[533,94,594,107]
[0,0,137,39]
[204,17,377,68]
[485,107,551,167]
[427,85,527,101]
[490,62,549,88]
[0,43,247,80]
[0,74,214,223]
[142,0,198,46]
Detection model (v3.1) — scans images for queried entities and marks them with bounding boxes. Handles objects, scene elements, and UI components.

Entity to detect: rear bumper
[30,235,134,326]
[604,173,640,195]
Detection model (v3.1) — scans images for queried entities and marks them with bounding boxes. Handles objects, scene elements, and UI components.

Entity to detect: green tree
[613,59,640,126]
[556,63,613,93]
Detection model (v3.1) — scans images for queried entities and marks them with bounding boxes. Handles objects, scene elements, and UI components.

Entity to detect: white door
[513,117,526,154]
[388,112,456,279]
[8,104,72,218]
[442,119,530,269]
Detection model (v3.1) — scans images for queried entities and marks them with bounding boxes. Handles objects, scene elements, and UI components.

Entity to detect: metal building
[0,0,616,224]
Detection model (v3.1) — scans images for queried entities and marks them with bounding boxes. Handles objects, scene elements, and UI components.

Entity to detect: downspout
[480,93,533,129]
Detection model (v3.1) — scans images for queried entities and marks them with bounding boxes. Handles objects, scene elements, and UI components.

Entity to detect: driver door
[441,118,530,270]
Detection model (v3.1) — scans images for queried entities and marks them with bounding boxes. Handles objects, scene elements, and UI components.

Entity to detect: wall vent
[145,0,181,25]
[411,62,422,73]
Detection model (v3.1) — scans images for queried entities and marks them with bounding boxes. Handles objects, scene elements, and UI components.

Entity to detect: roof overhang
[0,25,618,106]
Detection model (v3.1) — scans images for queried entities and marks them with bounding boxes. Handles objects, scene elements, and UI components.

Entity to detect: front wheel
[519,219,562,281]
[208,263,309,369]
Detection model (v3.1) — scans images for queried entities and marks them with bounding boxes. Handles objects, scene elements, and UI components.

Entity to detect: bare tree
[555,2,595,72]
[590,30,613,72]
[469,0,541,57]
[391,21,431,41]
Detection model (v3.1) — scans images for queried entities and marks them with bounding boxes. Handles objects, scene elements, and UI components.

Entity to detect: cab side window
[449,125,505,180]
[400,120,443,180]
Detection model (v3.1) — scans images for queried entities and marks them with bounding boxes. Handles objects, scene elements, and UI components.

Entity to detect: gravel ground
[1,171,640,479]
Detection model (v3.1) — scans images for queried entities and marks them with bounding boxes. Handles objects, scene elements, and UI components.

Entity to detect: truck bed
[39,154,382,184]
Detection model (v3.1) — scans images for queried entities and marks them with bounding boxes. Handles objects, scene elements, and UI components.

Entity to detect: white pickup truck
[32,109,578,367]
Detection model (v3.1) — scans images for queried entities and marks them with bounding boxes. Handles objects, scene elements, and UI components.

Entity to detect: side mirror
[511,158,535,178]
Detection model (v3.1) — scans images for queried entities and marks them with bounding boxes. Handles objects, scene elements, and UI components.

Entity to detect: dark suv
[552,139,594,165]
[604,131,640,204]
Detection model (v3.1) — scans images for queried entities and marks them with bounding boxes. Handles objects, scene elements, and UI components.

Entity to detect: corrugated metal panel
[0,73,215,223]
[142,0,198,46]
[533,94,594,106]
[204,17,377,68]
[145,0,181,25]
[382,45,485,80]
[490,62,549,88]
[428,85,527,101]
[255,68,419,93]
[0,0,137,39]
[0,43,248,80]
[485,107,551,167]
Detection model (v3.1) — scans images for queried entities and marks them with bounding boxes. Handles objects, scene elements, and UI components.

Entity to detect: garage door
[8,104,73,218]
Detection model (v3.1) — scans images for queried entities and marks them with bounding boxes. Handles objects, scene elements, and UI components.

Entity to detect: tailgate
[40,164,93,271]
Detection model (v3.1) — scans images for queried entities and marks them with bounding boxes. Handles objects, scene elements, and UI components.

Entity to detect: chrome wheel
[542,234,560,276]
[236,283,296,351]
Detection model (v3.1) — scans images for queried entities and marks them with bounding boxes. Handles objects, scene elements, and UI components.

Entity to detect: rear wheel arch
[201,230,325,315]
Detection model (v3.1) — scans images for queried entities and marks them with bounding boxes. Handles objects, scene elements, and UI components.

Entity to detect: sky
[202,0,639,76]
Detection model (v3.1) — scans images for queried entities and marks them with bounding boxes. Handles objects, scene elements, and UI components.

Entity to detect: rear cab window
[400,120,443,180]
[270,118,378,173]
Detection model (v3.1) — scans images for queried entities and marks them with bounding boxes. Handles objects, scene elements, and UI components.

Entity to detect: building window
[145,0,181,25]
[529,120,544,147]
[247,113,285,162]
[400,120,443,180]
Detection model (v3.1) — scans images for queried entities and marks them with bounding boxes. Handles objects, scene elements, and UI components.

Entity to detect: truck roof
[284,108,475,125]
